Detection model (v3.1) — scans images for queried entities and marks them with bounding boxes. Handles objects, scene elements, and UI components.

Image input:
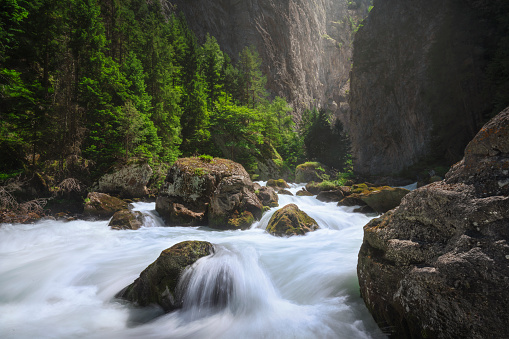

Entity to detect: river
[0,183,387,339]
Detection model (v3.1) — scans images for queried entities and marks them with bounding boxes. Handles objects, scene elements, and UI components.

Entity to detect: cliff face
[348,0,501,176]
[166,0,371,116]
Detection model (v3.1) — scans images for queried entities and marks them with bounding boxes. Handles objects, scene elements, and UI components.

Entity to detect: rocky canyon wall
[348,0,504,177]
[165,0,371,117]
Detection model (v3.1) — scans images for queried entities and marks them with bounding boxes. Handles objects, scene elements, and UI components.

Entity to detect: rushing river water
[0,184,387,339]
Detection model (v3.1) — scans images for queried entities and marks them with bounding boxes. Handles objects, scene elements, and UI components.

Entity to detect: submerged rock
[109,209,144,230]
[266,204,319,237]
[357,108,509,338]
[116,241,214,312]
[83,192,128,220]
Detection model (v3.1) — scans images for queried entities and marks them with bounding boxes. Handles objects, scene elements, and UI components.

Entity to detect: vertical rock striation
[166,0,371,116]
[349,0,502,176]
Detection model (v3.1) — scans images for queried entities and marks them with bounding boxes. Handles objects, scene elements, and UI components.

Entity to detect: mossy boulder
[266,204,319,237]
[156,157,262,228]
[116,241,214,312]
[83,192,128,220]
[266,179,290,190]
[295,162,328,183]
[255,186,279,208]
[305,181,340,195]
[338,185,410,214]
[108,209,145,230]
[296,189,314,196]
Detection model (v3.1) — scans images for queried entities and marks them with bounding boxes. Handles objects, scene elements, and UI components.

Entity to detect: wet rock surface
[109,209,145,230]
[116,241,214,312]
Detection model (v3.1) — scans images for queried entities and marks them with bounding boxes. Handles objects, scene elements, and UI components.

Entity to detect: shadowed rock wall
[166,0,371,117]
[348,0,502,176]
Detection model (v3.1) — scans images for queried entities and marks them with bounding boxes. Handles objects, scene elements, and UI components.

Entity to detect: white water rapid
[0,184,387,339]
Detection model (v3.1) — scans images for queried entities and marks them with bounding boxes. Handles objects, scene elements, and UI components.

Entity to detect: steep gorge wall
[166,0,371,117]
[348,0,503,177]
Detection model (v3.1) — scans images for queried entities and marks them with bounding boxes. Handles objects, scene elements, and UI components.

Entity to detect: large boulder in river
[155,157,262,229]
[83,192,128,220]
[266,204,319,237]
[97,162,152,198]
[209,175,263,230]
[108,209,144,230]
[116,241,214,312]
[357,108,509,338]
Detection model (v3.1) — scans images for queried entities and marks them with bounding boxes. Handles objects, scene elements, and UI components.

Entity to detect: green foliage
[199,154,214,163]
[300,109,352,171]
[0,0,301,182]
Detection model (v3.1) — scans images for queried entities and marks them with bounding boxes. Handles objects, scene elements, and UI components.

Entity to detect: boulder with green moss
[83,192,128,220]
[295,162,329,183]
[266,179,290,190]
[156,157,262,228]
[109,209,145,230]
[116,241,214,312]
[338,185,410,214]
[305,181,340,195]
[209,175,263,230]
[266,204,319,236]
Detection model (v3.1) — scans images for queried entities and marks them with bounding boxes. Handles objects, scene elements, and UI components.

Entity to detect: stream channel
[0,183,387,338]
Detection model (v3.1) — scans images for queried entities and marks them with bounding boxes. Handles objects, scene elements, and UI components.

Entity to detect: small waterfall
[176,245,278,321]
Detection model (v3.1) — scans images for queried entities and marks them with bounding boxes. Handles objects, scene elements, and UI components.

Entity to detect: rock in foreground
[266,204,319,237]
[357,108,509,338]
[116,241,214,312]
